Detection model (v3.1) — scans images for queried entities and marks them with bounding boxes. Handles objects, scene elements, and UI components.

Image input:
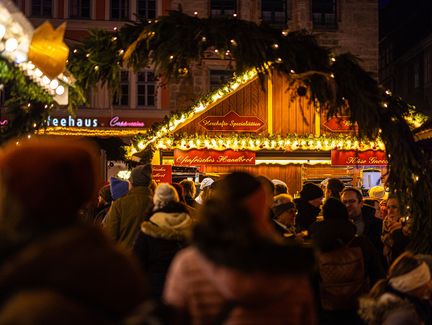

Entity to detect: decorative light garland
[126,133,384,158]
[0,3,68,98]
[39,127,145,137]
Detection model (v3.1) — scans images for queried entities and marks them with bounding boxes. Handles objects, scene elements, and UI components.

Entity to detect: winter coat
[104,186,153,250]
[359,292,428,325]
[310,218,385,286]
[310,218,385,325]
[0,225,148,324]
[361,205,384,256]
[294,197,321,232]
[133,202,193,298]
[164,247,316,325]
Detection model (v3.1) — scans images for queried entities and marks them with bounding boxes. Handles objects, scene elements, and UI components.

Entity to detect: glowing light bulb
[55,85,65,95]
[49,79,59,89]
[5,38,18,52]
[34,69,43,77]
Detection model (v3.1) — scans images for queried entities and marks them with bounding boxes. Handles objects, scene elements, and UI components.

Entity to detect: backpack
[317,237,369,311]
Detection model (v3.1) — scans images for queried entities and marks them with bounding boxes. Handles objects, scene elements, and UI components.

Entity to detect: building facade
[4,0,378,134]
[379,0,432,114]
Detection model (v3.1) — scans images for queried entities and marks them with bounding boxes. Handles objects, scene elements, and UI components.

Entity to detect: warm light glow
[5,38,18,52]
[256,159,331,165]
[49,79,59,89]
[55,85,65,95]
[0,24,5,39]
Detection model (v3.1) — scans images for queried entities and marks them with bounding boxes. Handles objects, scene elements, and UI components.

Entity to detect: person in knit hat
[104,164,154,250]
[0,137,148,324]
[294,182,324,232]
[133,183,193,298]
[110,176,129,201]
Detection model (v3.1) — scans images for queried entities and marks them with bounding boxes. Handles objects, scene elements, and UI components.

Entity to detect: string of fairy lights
[149,134,383,152]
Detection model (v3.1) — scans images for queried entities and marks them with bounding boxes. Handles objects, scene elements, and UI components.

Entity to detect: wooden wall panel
[176,79,267,135]
[272,73,316,136]
[204,164,302,196]
[176,74,317,137]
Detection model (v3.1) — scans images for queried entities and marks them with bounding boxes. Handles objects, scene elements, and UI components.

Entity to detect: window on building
[210,0,236,17]
[111,0,129,20]
[31,0,52,17]
[312,0,337,28]
[69,0,91,18]
[209,69,234,90]
[137,0,156,19]
[113,71,129,107]
[137,71,156,108]
[262,0,288,26]
[424,51,431,84]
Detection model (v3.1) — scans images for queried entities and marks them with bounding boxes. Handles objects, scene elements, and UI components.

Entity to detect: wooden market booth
[129,70,387,195]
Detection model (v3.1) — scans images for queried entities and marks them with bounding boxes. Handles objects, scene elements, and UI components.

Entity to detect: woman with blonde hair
[359,252,432,324]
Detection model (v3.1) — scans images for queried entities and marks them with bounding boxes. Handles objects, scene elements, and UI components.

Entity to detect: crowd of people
[0,137,429,325]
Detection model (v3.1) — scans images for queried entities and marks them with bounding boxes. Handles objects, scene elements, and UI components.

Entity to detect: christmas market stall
[126,69,392,195]
[117,11,432,252]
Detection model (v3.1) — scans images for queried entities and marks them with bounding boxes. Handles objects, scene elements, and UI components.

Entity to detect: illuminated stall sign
[331,150,388,166]
[44,115,146,128]
[152,165,172,183]
[323,117,357,132]
[46,116,98,127]
[174,149,256,166]
[199,111,264,132]
[109,116,145,127]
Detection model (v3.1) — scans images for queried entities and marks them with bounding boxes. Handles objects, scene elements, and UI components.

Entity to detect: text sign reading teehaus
[152,165,172,183]
[174,149,256,166]
[199,111,264,132]
[323,117,357,132]
[331,150,388,166]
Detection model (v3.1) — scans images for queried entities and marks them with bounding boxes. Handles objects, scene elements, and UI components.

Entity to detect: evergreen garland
[0,57,86,142]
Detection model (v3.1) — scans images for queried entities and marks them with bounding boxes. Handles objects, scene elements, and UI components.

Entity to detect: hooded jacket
[164,246,316,325]
[133,201,193,298]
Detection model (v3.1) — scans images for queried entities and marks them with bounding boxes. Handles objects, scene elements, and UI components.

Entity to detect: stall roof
[126,68,385,159]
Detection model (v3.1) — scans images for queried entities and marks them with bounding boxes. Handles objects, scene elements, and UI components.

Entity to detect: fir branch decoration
[0,58,52,142]
[0,57,86,142]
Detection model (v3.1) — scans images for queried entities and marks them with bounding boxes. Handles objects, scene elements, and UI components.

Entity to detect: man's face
[341,191,363,219]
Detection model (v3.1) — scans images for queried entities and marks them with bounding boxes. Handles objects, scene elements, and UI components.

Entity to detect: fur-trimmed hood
[359,293,420,325]
[141,211,192,241]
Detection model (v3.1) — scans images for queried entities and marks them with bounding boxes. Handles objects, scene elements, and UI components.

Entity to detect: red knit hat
[0,137,100,225]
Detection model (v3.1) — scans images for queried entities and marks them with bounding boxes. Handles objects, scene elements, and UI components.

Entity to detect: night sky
[379,0,391,9]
